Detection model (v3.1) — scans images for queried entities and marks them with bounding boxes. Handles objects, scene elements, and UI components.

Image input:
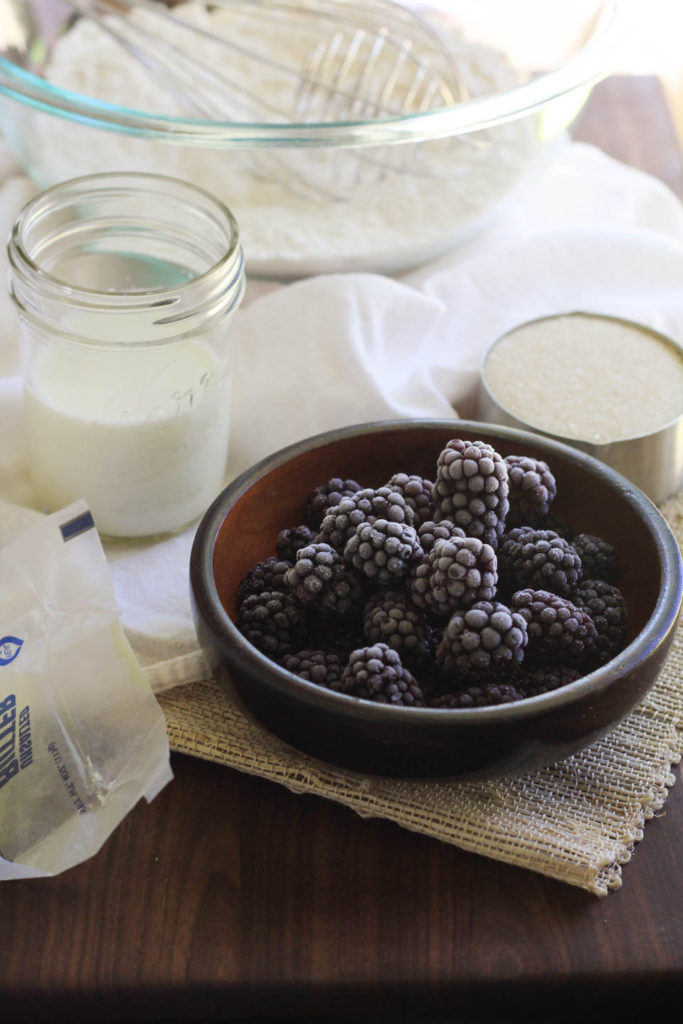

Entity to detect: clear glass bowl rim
[0,0,630,147]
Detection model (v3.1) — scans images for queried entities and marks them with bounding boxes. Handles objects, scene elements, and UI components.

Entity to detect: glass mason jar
[8,172,245,539]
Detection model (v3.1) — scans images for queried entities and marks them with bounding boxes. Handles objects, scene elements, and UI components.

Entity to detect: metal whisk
[62,0,467,198]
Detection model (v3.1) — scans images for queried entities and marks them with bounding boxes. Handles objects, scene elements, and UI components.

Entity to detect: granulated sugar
[482,314,683,443]
[36,3,543,275]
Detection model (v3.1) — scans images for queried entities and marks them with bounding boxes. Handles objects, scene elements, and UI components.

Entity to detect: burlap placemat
[158,493,683,897]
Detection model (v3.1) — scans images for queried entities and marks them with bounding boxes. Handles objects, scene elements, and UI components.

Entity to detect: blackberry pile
[416,519,466,554]
[363,590,431,663]
[238,556,291,601]
[510,588,598,666]
[385,472,435,526]
[235,436,629,709]
[344,518,423,586]
[435,601,528,677]
[431,682,524,708]
[316,485,414,550]
[305,477,362,530]
[504,454,556,527]
[284,542,364,618]
[498,526,581,598]
[409,535,497,615]
[574,578,627,664]
[275,524,316,562]
[518,664,582,697]
[238,590,307,659]
[432,438,509,547]
[572,533,619,582]
[339,644,426,706]
[281,649,344,689]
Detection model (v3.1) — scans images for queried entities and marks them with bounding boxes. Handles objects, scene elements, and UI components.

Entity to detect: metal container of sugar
[478,312,683,504]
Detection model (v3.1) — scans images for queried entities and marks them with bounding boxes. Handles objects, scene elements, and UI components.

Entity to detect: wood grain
[3,754,683,1021]
[1,76,682,1023]
[573,74,683,199]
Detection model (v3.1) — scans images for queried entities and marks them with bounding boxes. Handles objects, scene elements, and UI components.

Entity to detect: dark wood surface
[573,74,683,199]
[2,76,683,1024]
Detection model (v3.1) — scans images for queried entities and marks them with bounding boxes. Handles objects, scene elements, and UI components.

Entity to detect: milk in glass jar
[8,173,245,538]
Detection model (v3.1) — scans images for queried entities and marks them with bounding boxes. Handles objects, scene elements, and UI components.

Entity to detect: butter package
[0,500,172,879]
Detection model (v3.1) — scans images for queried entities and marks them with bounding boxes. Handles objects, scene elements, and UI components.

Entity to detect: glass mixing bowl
[0,0,630,278]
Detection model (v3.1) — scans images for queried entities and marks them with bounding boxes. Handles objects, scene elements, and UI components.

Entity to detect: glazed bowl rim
[0,0,628,147]
[190,417,682,725]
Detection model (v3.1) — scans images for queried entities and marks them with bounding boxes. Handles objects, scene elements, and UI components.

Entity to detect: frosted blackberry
[417,519,466,555]
[499,527,581,597]
[518,664,582,697]
[238,589,306,659]
[305,477,362,530]
[575,578,628,664]
[430,683,524,708]
[435,601,528,677]
[340,644,425,706]
[281,649,344,689]
[363,590,431,662]
[385,472,435,526]
[409,535,497,616]
[432,438,509,547]
[284,542,363,618]
[344,518,423,585]
[572,533,619,583]
[317,486,414,551]
[504,454,557,527]
[511,588,598,666]
[238,557,291,602]
[275,524,316,562]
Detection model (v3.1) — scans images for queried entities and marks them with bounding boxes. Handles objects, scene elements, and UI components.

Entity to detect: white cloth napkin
[1,138,682,692]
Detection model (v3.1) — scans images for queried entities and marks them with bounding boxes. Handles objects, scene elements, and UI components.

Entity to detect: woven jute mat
[159,494,683,897]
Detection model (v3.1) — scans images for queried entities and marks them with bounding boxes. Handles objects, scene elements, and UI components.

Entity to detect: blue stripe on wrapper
[60,510,96,542]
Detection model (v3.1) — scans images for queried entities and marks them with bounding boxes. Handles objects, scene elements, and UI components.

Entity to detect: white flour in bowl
[34,3,546,276]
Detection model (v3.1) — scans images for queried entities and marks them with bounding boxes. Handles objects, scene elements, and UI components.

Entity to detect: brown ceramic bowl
[189,420,682,779]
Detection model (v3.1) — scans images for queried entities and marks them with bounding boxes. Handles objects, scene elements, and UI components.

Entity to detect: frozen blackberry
[432,438,509,547]
[409,535,498,616]
[417,519,466,555]
[340,644,425,706]
[305,477,362,530]
[430,682,524,708]
[517,664,582,697]
[275,524,316,562]
[511,588,598,666]
[281,649,344,689]
[238,589,306,659]
[498,527,581,597]
[504,454,557,527]
[363,590,431,662]
[284,542,363,618]
[238,557,291,602]
[575,578,628,664]
[385,472,435,526]
[572,533,619,583]
[344,518,423,585]
[435,601,528,677]
[316,486,414,551]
